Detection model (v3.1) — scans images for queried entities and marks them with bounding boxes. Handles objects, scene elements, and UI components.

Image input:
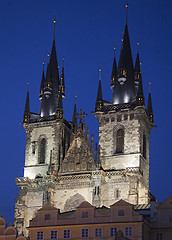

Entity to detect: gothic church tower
[14,6,155,236]
[95,5,155,207]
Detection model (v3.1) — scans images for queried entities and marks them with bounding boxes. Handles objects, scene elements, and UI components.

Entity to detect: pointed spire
[147,83,154,123]
[111,46,118,89]
[23,83,30,123]
[50,19,59,93]
[53,19,56,41]
[56,88,63,119]
[44,63,52,97]
[39,62,45,100]
[60,57,65,97]
[95,69,103,112]
[112,7,135,105]
[126,3,128,25]
[72,96,77,132]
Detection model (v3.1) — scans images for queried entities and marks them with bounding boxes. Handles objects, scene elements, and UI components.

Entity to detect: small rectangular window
[125,227,133,236]
[110,227,118,237]
[169,215,172,222]
[64,230,70,239]
[37,231,43,240]
[157,233,163,240]
[117,115,121,122]
[130,114,134,120]
[95,228,102,237]
[118,209,124,216]
[124,114,128,120]
[81,229,89,238]
[51,231,58,239]
[82,211,88,218]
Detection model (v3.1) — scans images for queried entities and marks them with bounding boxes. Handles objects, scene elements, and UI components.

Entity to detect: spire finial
[149,82,151,93]
[137,42,140,53]
[126,3,128,25]
[114,46,116,56]
[47,52,50,62]
[99,69,101,81]
[75,95,77,104]
[27,82,29,92]
[53,19,56,41]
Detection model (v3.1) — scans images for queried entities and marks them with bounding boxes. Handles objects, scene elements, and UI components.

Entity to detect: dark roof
[45,63,51,84]
[111,51,117,80]
[40,68,45,92]
[96,80,103,102]
[112,24,136,105]
[147,92,153,114]
[134,52,141,73]
[24,88,30,114]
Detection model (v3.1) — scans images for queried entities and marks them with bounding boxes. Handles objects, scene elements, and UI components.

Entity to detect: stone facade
[14,13,155,236]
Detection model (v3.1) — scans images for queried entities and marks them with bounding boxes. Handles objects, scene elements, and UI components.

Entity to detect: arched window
[143,134,146,159]
[38,138,46,164]
[116,129,124,153]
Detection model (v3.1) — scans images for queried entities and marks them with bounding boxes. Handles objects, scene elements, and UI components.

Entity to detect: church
[14,5,155,235]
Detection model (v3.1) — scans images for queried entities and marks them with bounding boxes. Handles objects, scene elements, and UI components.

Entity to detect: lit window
[118,209,124,216]
[110,227,118,237]
[37,231,43,240]
[125,227,133,236]
[45,214,50,220]
[51,231,58,239]
[81,229,89,238]
[95,228,102,237]
[157,233,163,240]
[64,230,70,239]
[82,211,88,218]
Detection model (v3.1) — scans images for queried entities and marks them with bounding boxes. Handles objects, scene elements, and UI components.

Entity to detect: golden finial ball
[126,3,128,8]
[54,19,56,24]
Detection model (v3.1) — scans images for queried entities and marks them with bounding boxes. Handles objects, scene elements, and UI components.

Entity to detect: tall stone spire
[95,69,103,112]
[23,83,30,123]
[110,47,117,89]
[60,57,65,98]
[39,20,61,118]
[112,4,136,105]
[50,19,60,94]
[39,62,45,100]
[135,43,144,105]
[147,83,154,123]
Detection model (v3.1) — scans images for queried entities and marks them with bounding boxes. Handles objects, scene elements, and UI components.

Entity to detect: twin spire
[95,4,154,123]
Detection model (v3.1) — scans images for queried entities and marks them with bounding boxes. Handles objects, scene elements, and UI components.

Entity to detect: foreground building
[27,200,147,240]
[27,196,172,240]
[14,6,155,235]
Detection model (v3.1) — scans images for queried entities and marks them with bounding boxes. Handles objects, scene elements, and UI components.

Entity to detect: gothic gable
[59,129,96,173]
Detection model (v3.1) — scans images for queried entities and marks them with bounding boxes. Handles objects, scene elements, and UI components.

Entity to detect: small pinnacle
[126,3,128,24]
[99,69,101,81]
[114,46,116,56]
[27,82,29,92]
[137,42,140,53]
[149,82,151,93]
[75,95,77,104]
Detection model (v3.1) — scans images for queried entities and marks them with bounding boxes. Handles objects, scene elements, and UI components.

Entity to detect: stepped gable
[59,126,96,174]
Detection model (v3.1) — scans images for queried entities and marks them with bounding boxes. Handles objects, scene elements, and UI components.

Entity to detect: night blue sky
[0,0,171,225]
